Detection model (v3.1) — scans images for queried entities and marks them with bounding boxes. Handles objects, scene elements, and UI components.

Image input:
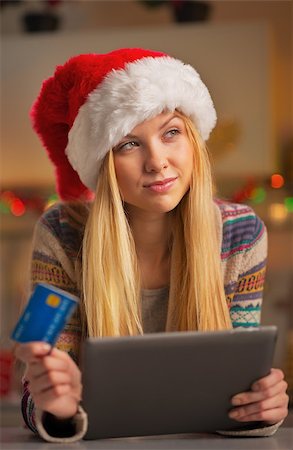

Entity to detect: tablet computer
[81,326,277,440]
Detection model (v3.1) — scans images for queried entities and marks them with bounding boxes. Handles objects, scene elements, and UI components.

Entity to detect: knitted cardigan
[21,199,280,441]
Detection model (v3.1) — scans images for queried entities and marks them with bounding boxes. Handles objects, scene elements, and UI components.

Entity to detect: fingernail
[229,410,239,419]
[41,343,51,352]
[231,397,242,406]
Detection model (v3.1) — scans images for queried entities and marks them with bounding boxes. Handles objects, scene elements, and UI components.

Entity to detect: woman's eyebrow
[120,133,137,140]
[159,115,181,130]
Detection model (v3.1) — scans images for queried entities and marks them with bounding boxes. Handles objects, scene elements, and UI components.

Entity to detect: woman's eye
[117,141,138,152]
[164,128,180,139]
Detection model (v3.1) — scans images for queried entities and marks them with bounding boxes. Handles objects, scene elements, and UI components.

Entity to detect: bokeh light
[271,173,284,189]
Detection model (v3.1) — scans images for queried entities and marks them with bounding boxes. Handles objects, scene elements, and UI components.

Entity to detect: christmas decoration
[0,190,59,217]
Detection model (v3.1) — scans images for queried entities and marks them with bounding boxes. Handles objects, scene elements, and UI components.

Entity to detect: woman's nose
[144,143,168,173]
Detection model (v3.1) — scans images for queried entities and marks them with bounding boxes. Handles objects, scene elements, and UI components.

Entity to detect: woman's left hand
[229,368,289,425]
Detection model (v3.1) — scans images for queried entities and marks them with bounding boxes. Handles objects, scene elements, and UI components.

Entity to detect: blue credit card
[11,283,78,345]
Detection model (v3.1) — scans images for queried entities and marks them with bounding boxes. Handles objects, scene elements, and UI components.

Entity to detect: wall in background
[209,0,292,139]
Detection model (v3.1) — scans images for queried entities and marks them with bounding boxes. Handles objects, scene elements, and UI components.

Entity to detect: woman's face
[113,111,194,215]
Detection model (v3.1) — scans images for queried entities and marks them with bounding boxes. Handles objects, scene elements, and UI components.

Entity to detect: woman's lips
[144,177,178,193]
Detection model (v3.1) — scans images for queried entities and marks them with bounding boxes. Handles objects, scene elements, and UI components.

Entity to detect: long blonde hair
[81,113,231,337]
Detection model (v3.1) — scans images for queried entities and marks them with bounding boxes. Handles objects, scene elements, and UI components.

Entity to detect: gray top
[141,286,169,333]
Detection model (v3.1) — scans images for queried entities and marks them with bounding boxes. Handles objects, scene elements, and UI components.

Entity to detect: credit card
[11,283,78,345]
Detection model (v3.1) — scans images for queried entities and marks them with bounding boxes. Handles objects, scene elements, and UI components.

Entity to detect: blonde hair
[82,113,231,337]
[81,151,142,337]
[167,113,231,331]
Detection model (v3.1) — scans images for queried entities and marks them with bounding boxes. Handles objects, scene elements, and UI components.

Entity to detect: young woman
[15,48,288,442]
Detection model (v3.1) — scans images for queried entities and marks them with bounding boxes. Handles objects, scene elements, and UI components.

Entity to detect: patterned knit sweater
[21,199,280,441]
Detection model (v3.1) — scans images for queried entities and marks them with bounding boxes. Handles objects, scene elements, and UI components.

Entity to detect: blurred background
[0,0,292,427]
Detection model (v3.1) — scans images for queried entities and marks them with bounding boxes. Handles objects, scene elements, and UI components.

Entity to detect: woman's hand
[229,368,289,425]
[15,342,82,420]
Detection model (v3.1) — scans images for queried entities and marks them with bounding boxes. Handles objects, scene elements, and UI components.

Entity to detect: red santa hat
[31,48,217,200]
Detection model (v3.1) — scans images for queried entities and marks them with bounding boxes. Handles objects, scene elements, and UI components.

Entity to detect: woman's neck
[126,207,172,289]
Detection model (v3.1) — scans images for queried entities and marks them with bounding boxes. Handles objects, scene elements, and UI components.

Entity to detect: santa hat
[31,48,217,200]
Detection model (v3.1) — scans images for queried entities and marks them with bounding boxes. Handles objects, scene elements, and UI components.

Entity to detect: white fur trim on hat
[65,56,217,191]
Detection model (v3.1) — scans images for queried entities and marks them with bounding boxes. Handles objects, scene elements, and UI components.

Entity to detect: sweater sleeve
[218,201,268,328]
[219,203,283,436]
[20,204,87,442]
[229,213,267,328]
[217,420,283,437]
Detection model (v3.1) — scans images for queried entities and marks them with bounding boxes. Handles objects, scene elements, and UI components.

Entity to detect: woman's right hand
[15,342,82,420]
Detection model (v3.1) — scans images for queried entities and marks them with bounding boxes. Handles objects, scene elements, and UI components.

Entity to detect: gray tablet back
[81,326,277,440]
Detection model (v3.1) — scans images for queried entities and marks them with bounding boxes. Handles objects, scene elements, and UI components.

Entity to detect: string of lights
[1,173,292,219]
